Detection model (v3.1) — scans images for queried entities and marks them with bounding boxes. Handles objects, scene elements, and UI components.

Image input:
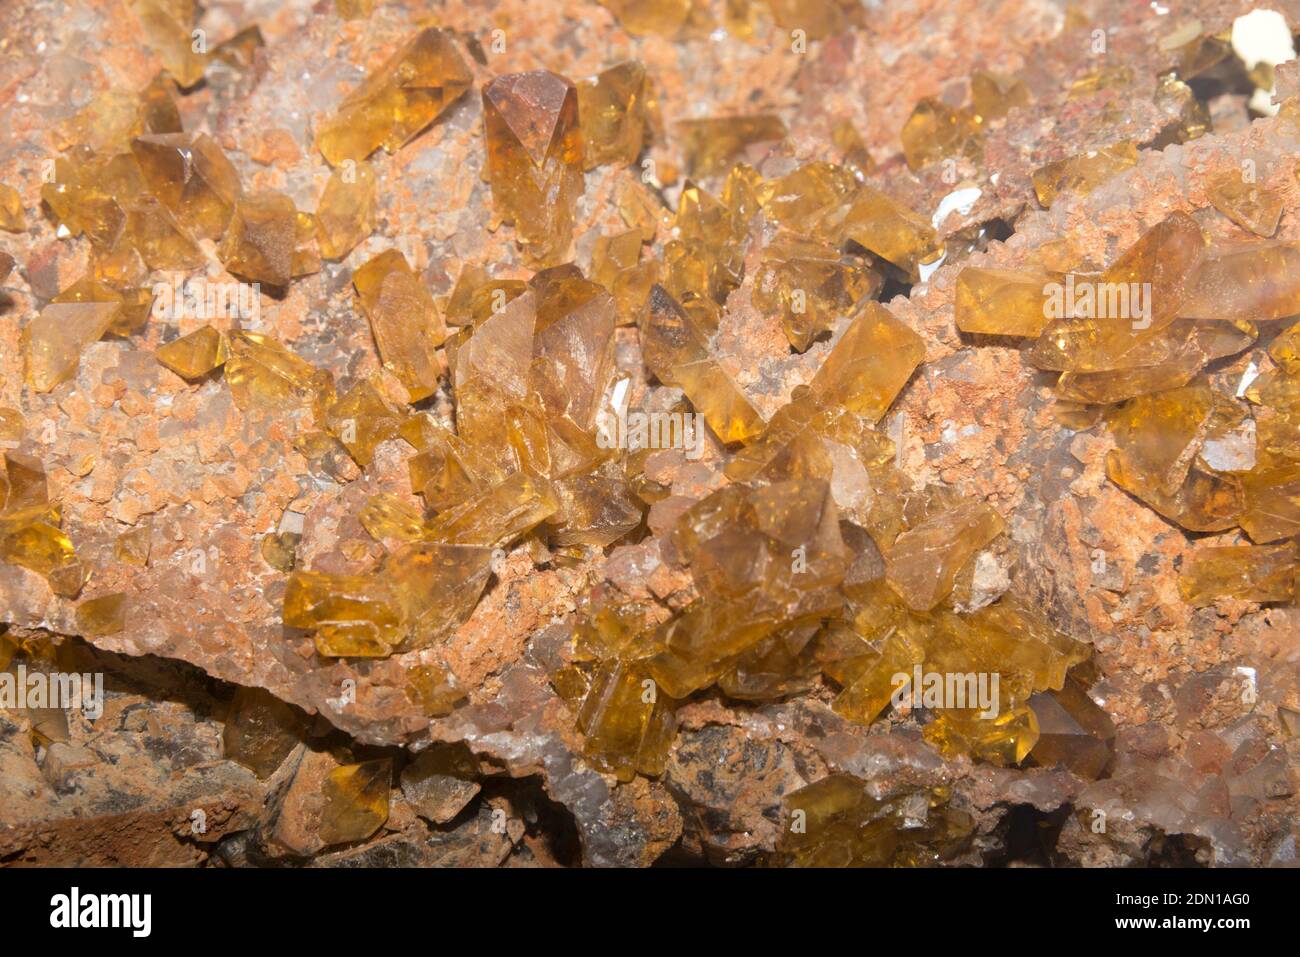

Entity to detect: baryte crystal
[131,132,242,239]
[261,531,299,572]
[0,408,23,443]
[753,256,881,352]
[885,500,1005,611]
[155,325,228,379]
[74,593,127,636]
[576,659,678,781]
[640,285,765,444]
[352,249,446,402]
[1178,541,1296,605]
[406,422,498,512]
[954,267,1054,337]
[482,71,584,265]
[841,185,942,280]
[1240,458,1300,543]
[675,114,787,178]
[23,301,120,393]
[442,263,527,328]
[423,470,559,548]
[0,183,25,232]
[900,98,983,170]
[578,61,648,170]
[220,191,314,287]
[400,744,481,823]
[325,379,402,467]
[777,775,973,867]
[131,0,208,88]
[598,0,692,36]
[1026,679,1115,778]
[128,197,204,270]
[923,706,1040,766]
[1180,241,1300,322]
[283,570,407,657]
[831,120,875,179]
[379,541,493,649]
[314,160,376,260]
[970,69,1030,120]
[319,759,391,845]
[224,332,332,414]
[1206,168,1283,237]
[805,301,925,422]
[1031,141,1138,208]
[755,161,858,241]
[222,686,306,778]
[404,664,465,716]
[315,27,472,166]
[766,0,862,38]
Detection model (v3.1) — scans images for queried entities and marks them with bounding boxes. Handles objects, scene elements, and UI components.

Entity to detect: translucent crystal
[482,71,584,265]
[319,759,391,845]
[352,250,446,402]
[315,27,472,166]
[155,325,228,379]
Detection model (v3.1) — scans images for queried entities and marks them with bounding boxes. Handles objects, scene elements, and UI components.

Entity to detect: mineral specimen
[319,760,391,845]
[482,71,584,265]
[352,250,446,402]
[315,27,473,166]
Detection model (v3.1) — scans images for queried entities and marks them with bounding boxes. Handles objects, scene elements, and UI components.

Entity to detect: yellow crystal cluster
[0,450,87,598]
[957,211,1300,605]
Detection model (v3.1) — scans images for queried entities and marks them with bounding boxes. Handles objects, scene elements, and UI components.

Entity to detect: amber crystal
[1178,541,1296,605]
[283,570,406,657]
[223,686,306,778]
[1027,677,1115,779]
[971,70,1030,120]
[900,98,983,170]
[841,186,942,280]
[482,71,584,265]
[131,132,242,239]
[777,775,973,867]
[954,267,1054,337]
[352,250,446,402]
[131,0,208,88]
[1031,141,1138,207]
[225,332,332,414]
[675,114,787,178]
[319,759,391,845]
[23,301,120,393]
[74,593,127,636]
[754,256,880,352]
[156,326,228,379]
[885,500,1005,611]
[1206,168,1284,237]
[0,183,25,232]
[640,285,765,444]
[579,61,648,170]
[315,160,377,260]
[315,27,472,166]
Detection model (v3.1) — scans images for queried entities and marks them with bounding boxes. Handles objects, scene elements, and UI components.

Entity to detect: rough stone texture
[0,0,1297,867]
